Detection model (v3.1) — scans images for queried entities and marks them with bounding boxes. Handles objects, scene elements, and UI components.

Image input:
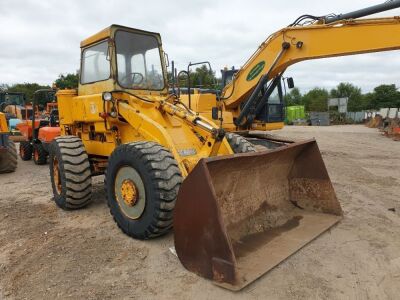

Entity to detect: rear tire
[19,141,33,161]
[33,143,47,165]
[226,133,256,153]
[105,141,182,239]
[49,136,92,210]
[0,140,17,173]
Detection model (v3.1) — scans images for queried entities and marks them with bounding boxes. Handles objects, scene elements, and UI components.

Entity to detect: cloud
[1,0,400,92]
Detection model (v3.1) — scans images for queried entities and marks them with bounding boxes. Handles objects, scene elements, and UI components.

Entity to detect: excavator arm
[222,12,400,126]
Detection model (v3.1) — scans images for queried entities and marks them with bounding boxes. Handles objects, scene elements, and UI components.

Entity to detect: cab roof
[80,24,161,48]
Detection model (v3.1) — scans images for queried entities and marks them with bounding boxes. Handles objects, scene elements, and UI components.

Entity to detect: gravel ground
[0,125,399,299]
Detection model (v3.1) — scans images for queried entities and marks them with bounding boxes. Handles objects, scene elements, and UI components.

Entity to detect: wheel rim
[53,157,62,194]
[121,179,139,206]
[114,166,145,219]
[34,148,39,161]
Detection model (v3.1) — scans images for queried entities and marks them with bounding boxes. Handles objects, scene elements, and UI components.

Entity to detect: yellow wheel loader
[50,24,342,290]
[0,112,17,173]
[50,1,400,290]
[177,0,400,144]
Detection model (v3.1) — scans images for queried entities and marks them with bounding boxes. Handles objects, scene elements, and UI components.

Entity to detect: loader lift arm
[114,96,227,176]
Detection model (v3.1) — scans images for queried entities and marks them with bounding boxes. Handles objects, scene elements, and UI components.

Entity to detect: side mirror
[287,77,295,89]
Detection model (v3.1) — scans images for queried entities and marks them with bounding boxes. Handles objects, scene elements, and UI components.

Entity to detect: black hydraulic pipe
[234,42,290,127]
[325,0,400,24]
[31,89,55,141]
[171,60,176,95]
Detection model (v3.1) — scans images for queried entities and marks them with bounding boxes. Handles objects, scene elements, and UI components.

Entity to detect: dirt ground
[0,125,399,300]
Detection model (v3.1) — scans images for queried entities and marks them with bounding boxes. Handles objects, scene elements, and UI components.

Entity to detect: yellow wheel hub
[121,179,138,207]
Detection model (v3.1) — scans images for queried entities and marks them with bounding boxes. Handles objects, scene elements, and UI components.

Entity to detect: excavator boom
[223,17,400,109]
[190,0,400,131]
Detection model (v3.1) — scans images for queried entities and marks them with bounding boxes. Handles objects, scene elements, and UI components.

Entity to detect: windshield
[81,41,110,84]
[268,86,281,104]
[3,94,24,106]
[115,31,165,90]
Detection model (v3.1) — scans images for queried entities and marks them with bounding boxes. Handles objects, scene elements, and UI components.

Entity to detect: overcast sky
[1,0,400,93]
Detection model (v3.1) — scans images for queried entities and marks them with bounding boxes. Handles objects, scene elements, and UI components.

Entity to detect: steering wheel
[148,74,164,89]
[120,72,144,87]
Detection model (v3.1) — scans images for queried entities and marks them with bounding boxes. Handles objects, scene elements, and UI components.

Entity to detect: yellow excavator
[50,1,399,291]
[178,1,400,144]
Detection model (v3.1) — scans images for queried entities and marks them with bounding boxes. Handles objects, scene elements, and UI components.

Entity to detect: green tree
[284,87,302,106]
[55,73,79,89]
[6,83,51,103]
[302,88,329,111]
[330,82,363,112]
[369,84,400,109]
[361,92,375,110]
[188,65,217,89]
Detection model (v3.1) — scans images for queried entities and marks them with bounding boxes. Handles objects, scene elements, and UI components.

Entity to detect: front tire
[105,141,182,239]
[0,140,17,173]
[226,133,256,153]
[33,143,47,165]
[19,141,33,161]
[49,136,92,209]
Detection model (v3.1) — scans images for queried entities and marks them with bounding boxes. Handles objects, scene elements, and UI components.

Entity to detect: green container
[286,106,305,124]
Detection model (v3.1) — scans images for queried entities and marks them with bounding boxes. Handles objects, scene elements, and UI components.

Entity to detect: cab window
[115,31,165,90]
[81,41,110,84]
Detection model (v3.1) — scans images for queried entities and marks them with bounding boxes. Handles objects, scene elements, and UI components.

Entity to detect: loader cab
[0,92,30,121]
[79,25,167,95]
[0,92,26,110]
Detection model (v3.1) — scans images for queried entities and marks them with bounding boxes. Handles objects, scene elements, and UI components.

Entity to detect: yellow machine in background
[0,112,17,173]
[178,5,400,143]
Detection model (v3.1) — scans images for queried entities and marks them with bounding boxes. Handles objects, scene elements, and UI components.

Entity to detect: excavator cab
[254,75,285,124]
[221,67,239,89]
[222,68,287,126]
[0,92,29,120]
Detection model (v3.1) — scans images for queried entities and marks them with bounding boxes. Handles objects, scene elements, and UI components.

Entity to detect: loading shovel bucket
[174,139,342,291]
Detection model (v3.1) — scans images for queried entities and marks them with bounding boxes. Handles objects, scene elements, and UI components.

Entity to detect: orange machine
[17,90,60,165]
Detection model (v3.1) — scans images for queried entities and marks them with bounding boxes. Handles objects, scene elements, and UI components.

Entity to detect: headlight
[102,92,112,101]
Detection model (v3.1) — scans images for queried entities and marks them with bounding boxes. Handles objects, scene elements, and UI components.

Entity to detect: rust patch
[232,216,303,258]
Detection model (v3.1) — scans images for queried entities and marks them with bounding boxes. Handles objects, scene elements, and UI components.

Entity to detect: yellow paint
[252,122,284,131]
[0,113,9,133]
[180,17,400,133]
[121,179,138,206]
[58,25,233,178]
[80,27,111,48]
[59,18,400,177]
[223,17,400,107]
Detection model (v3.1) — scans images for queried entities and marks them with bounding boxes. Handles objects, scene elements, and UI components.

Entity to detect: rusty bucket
[173,139,342,291]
